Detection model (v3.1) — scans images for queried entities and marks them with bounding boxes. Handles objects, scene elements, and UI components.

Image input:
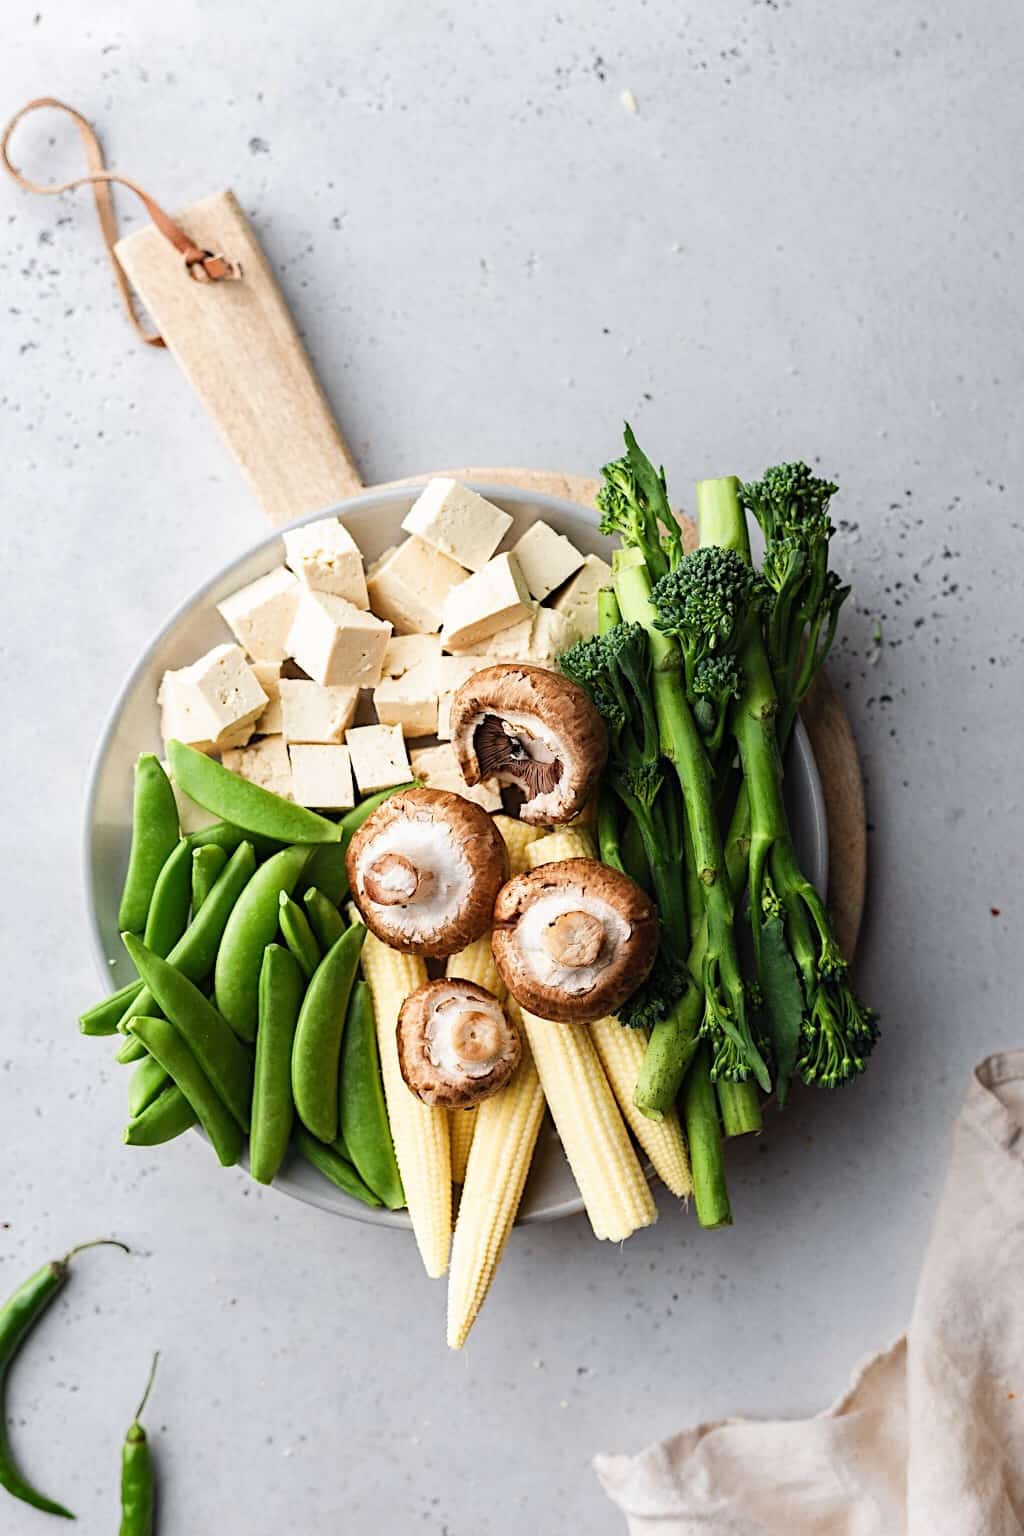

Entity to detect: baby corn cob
[492,814,546,873]
[360,933,451,1278]
[526,826,597,866]
[449,1107,477,1185]
[590,1017,692,1198]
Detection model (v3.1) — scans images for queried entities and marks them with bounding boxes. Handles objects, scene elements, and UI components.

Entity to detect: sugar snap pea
[339,980,405,1210]
[119,755,180,934]
[0,1238,129,1520]
[116,1034,148,1064]
[250,946,304,1185]
[80,979,144,1037]
[304,783,415,903]
[187,820,281,858]
[291,923,366,1142]
[123,937,253,1131]
[120,840,257,1030]
[128,1014,243,1166]
[292,1127,382,1208]
[123,1084,198,1145]
[278,892,321,980]
[119,1351,158,1536]
[142,839,193,957]
[303,886,346,951]
[168,738,341,844]
[213,844,311,1041]
[191,842,227,912]
[128,1053,170,1119]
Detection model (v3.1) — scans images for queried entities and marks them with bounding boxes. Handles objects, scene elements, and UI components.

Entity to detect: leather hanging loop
[0,96,242,346]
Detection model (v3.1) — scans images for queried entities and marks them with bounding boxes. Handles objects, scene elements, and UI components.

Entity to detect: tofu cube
[286,590,391,687]
[382,632,442,679]
[401,478,513,572]
[409,742,502,812]
[216,566,300,662]
[367,537,467,634]
[345,724,412,794]
[434,656,500,740]
[528,606,576,668]
[282,517,369,608]
[550,552,613,641]
[511,521,585,602]
[446,611,534,661]
[440,553,534,651]
[221,735,294,799]
[279,680,360,743]
[161,760,219,834]
[288,744,355,810]
[250,661,283,734]
[372,661,440,738]
[159,644,268,753]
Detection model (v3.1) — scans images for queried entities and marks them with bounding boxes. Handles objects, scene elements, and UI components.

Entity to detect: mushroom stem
[450,1011,503,1064]
[540,910,606,968]
[364,851,431,906]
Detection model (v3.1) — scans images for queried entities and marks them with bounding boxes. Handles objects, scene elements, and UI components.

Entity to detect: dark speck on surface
[248,136,270,155]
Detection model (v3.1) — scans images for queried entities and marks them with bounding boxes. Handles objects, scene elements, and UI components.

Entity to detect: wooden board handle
[116,189,362,524]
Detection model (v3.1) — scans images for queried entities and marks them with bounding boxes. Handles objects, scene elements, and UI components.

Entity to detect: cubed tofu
[161,760,220,834]
[401,478,512,572]
[550,552,613,641]
[345,724,412,794]
[372,661,440,738]
[216,566,300,662]
[286,590,391,687]
[366,537,468,634]
[279,679,360,743]
[282,517,369,608]
[222,735,294,799]
[159,644,268,753]
[440,553,534,651]
[381,632,442,679]
[446,611,534,660]
[409,742,502,812]
[250,661,284,734]
[528,606,576,668]
[511,520,585,601]
[288,744,355,809]
[434,656,500,740]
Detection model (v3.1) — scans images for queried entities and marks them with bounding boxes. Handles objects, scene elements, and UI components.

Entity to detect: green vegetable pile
[560,429,877,1228]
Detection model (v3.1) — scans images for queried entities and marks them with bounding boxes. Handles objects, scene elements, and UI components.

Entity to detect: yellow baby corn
[590,1017,692,1198]
[492,814,546,874]
[449,1107,477,1185]
[525,826,597,866]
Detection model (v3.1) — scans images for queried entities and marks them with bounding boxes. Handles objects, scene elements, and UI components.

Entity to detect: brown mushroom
[449,664,608,826]
[491,858,657,1023]
[397,978,522,1107]
[346,786,508,956]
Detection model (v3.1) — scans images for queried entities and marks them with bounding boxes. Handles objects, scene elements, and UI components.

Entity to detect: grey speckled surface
[1,2,1022,1532]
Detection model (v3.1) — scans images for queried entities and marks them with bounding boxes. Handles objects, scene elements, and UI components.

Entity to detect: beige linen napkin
[595,1051,1024,1536]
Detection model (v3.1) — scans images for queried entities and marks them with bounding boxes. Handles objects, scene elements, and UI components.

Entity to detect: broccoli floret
[597,425,684,581]
[652,546,757,653]
[617,951,689,1030]
[691,653,743,752]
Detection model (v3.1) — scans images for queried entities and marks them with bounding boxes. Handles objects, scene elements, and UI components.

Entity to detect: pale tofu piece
[282,518,369,608]
[216,566,300,662]
[286,590,391,687]
[381,632,442,679]
[279,679,360,744]
[550,552,613,641]
[160,760,219,834]
[345,724,412,794]
[511,520,586,602]
[401,478,513,572]
[440,553,534,652]
[410,742,502,812]
[250,661,284,734]
[366,537,468,634]
[528,606,576,668]
[433,656,501,740]
[372,662,439,738]
[446,610,535,660]
[288,744,355,810]
[159,644,268,753]
[222,735,294,799]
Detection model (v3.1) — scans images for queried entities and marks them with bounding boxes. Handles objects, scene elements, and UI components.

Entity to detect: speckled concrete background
[2,2,1021,1532]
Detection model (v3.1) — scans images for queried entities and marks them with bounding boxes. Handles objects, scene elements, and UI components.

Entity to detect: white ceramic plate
[84,484,828,1228]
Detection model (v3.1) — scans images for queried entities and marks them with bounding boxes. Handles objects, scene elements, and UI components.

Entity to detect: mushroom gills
[515,889,630,996]
[472,712,563,799]
[427,993,509,1080]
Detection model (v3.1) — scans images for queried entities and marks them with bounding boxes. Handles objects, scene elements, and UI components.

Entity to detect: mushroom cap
[491,858,658,1023]
[346,786,508,957]
[449,663,608,826]
[397,978,522,1108]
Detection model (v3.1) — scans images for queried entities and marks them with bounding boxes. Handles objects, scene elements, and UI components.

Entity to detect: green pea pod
[187,821,281,858]
[123,937,253,1132]
[168,739,342,845]
[116,1034,148,1065]
[303,783,415,903]
[293,1127,382,1208]
[278,892,321,980]
[214,844,311,1041]
[141,839,193,957]
[119,1353,158,1536]
[191,842,227,912]
[80,980,144,1037]
[119,755,180,934]
[128,1015,242,1166]
[291,924,366,1142]
[303,887,346,951]
[120,840,257,1030]
[250,946,304,1185]
[128,1053,170,1119]
[339,981,405,1210]
[123,1085,197,1145]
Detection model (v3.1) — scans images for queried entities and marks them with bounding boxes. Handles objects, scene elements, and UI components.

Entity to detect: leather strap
[0,97,242,347]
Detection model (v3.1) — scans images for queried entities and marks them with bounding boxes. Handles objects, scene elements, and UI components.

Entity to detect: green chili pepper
[119,1351,159,1536]
[80,980,144,1037]
[119,755,180,935]
[123,1085,198,1145]
[128,1015,242,1166]
[168,739,341,845]
[191,843,227,912]
[303,784,414,903]
[127,1053,170,1119]
[250,946,304,1186]
[291,924,366,1143]
[0,1238,129,1520]
[339,981,404,1209]
[142,840,193,958]
[292,1128,382,1208]
[213,844,311,1041]
[302,887,346,951]
[278,892,321,980]
[122,937,253,1132]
